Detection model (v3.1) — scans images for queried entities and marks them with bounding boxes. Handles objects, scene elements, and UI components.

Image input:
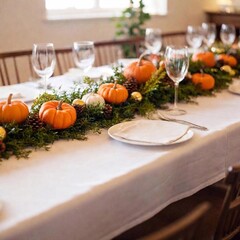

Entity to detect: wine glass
[164,46,189,116]
[32,43,56,91]
[201,23,216,49]
[72,41,95,74]
[186,25,203,51]
[220,24,236,47]
[145,28,162,54]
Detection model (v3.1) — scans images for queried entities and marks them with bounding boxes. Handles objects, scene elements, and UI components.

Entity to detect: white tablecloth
[0,73,240,240]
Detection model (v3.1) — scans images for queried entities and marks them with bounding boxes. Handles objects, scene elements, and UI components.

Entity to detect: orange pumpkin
[0,93,29,123]
[191,73,215,90]
[98,82,128,104]
[192,52,216,68]
[218,54,237,67]
[39,100,76,129]
[123,55,157,84]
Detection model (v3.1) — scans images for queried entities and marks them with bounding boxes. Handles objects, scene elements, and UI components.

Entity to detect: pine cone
[73,104,85,118]
[0,141,6,153]
[123,77,138,94]
[26,114,44,130]
[103,104,113,119]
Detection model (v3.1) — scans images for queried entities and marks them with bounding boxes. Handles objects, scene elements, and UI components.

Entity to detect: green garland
[0,57,235,160]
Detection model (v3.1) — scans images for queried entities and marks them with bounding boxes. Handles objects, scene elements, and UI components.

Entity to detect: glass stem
[44,76,47,92]
[174,82,179,110]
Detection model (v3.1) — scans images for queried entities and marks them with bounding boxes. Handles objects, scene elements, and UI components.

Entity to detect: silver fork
[157,112,208,131]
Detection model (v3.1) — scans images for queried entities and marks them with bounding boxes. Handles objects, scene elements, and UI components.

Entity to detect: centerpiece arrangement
[0,48,239,160]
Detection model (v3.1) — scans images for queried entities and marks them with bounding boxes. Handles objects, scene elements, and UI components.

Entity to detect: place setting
[228,78,240,95]
[108,119,194,146]
[108,44,208,146]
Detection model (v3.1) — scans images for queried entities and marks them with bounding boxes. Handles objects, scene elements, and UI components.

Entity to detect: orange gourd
[192,52,216,68]
[98,82,128,104]
[123,55,157,84]
[0,93,29,123]
[218,54,237,67]
[191,73,215,90]
[39,100,76,129]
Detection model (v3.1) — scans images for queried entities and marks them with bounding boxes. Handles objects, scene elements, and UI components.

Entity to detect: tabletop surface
[1,69,240,240]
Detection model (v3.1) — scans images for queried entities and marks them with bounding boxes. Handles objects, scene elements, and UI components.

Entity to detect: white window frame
[45,0,168,21]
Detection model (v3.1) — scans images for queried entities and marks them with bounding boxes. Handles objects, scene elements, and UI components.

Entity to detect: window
[45,0,167,20]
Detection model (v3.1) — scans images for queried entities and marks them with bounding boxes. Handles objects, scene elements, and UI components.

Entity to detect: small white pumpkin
[82,93,105,107]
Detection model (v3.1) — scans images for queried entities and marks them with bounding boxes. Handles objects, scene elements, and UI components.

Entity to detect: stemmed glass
[32,43,56,92]
[72,41,95,75]
[201,23,217,50]
[186,25,203,52]
[145,28,162,54]
[220,24,236,48]
[164,46,189,116]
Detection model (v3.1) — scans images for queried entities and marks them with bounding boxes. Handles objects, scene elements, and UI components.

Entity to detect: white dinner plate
[108,120,194,146]
[65,67,114,80]
[228,84,240,95]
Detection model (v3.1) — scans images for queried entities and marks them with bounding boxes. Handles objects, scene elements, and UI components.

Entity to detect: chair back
[94,37,144,66]
[141,202,210,240]
[55,48,74,75]
[162,31,187,49]
[0,31,187,86]
[55,37,144,74]
[0,50,35,86]
[214,165,240,240]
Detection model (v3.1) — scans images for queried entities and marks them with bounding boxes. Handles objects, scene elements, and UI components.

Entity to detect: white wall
[0,0,217,52]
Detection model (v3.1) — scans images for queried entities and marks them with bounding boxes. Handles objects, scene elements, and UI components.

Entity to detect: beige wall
[0,0,218,52]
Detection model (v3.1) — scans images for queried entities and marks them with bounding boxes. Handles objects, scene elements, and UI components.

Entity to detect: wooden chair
[140,202,210,240]
[146,165,240,240]
[0,31,187,86]
[55,32,187,73]
[0,48,72,85]
[54,37,144,75]
[162,31,187,49]
[213,165,240,240]
[55,48,74,75]
[94,37,144,66]
[0,50,34,86]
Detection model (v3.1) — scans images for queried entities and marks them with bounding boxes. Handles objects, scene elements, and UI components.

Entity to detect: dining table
[1,65,240,240]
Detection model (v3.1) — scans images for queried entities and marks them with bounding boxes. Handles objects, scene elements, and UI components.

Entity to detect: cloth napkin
[0,83,41,103]
[112,120,190,144]
[228,81,240,95]
[65,67,113,80]
[0,92,23,101]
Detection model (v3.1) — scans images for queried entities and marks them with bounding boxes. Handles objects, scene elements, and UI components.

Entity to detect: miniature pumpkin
[218,54,237,67]
[221,65,236,76]
[72,99,85,106]
[98,82,128,104]
[191,73,215,90]
[192,52,216,68]
[123,54,157,84]
[39,100,76,129]
[0,126,6,140]
[82,93,105,106]
[0,93,29,123]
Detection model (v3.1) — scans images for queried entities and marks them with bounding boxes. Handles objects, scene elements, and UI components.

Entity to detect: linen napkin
[0,92,24,101]
[65,67,113,80]
[112,120,190,144]
[228,81,240,95]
